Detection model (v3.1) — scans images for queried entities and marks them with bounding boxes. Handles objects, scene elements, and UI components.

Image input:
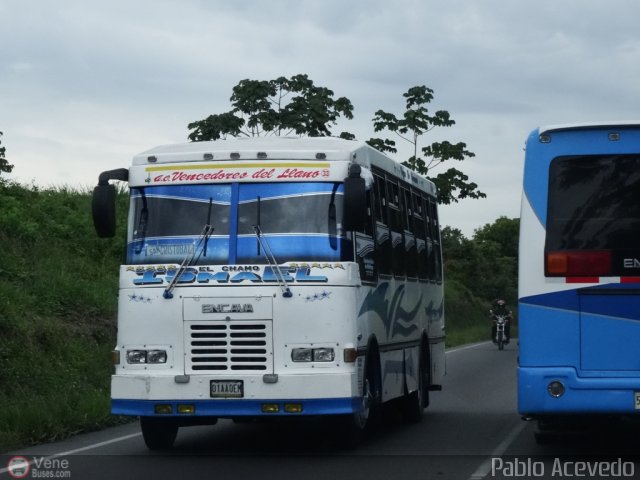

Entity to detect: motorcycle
[492,314,510,351]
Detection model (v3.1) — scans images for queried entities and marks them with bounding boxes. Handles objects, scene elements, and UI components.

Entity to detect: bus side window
[430,199,443,283]
[403,186,417,279]
[413,192,428,281]
[387,178,405,278]
[351,184,377,282]
[364,188,374,236]
[373,174,391,276]
[424,195,436,281]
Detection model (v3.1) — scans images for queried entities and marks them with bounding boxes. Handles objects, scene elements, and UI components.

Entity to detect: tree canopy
[187,76,484,204]
[0,131,13,174]
[368,86,485,204]
[441,216,519,307]
[187,74,354,141]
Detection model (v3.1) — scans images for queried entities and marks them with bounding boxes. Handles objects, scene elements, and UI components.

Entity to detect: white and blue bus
[518,122,640,436]
[92,137,445,449]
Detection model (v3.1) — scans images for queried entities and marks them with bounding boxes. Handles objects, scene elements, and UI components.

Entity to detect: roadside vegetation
[0,180,517,450]
[0,180,127,451]
[442,217,519,346]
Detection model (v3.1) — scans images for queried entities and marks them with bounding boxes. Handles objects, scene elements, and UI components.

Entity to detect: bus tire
[339,346,381,448]
[140,417,179,451]
[402,341,429,423]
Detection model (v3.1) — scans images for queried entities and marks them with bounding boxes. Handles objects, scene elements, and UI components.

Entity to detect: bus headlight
[291,348,313,362]
[291,348,335,362]
[126,349,168,364]
[126,350,147,364]
[147,350,168,364]
[312,348,335,362]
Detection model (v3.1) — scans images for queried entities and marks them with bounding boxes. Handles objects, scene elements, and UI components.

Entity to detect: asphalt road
[3,341,640,480]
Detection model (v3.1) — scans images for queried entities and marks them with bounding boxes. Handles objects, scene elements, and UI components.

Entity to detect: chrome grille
[185,321,273,373]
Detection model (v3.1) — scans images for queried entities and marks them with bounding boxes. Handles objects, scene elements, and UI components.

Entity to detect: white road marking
[468,421,529,480]
[446,341,492,354]
[0,432,142,474]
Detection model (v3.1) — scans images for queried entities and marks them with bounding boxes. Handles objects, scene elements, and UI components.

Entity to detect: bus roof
[135,137,363,163]
[538,121,640,135]
[132,137,436,195]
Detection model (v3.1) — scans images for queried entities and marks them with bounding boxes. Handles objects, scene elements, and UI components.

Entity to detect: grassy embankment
[0,181,490,451]
[0,181,127,451]
[444,279,491,347]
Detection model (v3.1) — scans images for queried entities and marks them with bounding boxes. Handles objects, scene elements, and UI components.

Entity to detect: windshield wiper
[253,225,292,298]
[164,198,216,299]
[203,198,213,257]
[163,221,215,299]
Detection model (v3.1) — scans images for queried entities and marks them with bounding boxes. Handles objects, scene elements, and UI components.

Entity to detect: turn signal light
[284,403,303,413]
[545,251,612,277]
[154,404,173,414]
[177,404,195,414]
[261,403,280,413]
[343,348,358,363]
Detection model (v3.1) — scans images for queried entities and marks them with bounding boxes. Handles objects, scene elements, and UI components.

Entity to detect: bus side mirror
[92,184,116,238]
[92,168,129,238]
[343,164,366,232]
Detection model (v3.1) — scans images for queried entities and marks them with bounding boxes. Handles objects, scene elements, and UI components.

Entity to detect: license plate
[210,380,244,398]
[635,392,640,410]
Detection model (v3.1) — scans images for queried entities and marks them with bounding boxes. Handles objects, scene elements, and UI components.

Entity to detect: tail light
[545,250,612,277]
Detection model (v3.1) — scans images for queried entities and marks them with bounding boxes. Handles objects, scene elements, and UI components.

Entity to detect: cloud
[3,0,640,235]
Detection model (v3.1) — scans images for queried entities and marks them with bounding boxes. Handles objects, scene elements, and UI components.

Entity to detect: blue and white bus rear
[519,122,640,432]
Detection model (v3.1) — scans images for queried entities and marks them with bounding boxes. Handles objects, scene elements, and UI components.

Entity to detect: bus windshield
[127,182,347,265]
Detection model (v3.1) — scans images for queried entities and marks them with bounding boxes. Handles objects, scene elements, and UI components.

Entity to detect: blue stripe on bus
[520,284,640,321]
[237,183,343,201]
[112,397,363,416]
[127,235,346,263]
[132,184,343,202]
[131,185,232,202]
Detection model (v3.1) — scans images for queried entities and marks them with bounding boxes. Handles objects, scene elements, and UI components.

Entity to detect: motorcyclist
[490,299,512,344]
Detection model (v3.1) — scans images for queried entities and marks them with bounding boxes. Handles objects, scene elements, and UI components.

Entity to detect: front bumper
[112,397,362,417]
[111,371,360,417]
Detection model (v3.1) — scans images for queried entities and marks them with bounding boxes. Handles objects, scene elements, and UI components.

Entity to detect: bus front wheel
[339,349,381,448]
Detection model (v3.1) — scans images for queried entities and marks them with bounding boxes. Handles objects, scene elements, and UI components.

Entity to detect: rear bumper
[518,367,640,415]
[112,397,362,417]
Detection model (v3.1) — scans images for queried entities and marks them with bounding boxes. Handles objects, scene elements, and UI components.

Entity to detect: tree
[473,216,519,260]
[0,131,13,174]
[441,218,519,309]
[188,74,354,141]
[368,86,485,205]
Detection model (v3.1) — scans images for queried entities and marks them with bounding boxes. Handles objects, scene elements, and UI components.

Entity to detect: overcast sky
[2,0,640,236]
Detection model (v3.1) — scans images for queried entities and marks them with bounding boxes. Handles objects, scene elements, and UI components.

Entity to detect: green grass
[0,181,127,452]
[443,278,518,347]
[443,279,492,347]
